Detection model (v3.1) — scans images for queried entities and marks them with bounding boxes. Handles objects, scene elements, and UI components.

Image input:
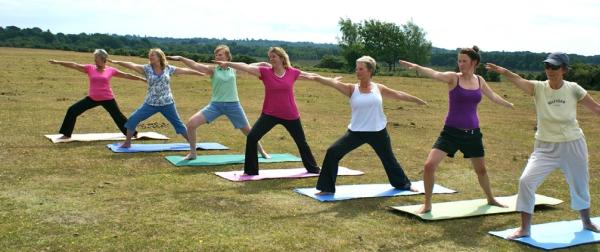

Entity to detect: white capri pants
[516,137,590,214]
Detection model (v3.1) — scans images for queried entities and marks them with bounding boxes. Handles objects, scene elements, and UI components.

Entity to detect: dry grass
[1,47,600,251]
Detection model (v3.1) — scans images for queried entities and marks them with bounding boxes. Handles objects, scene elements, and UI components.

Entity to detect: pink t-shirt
[85,64,117,101]
[259,66,301,120]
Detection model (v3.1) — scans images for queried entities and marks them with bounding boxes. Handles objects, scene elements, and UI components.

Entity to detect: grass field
[1,47,600,251]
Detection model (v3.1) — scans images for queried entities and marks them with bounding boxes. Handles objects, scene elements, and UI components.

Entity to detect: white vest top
[348,83,387,131]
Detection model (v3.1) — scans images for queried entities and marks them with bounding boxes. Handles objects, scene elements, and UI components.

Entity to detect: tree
[315,55,345,69]
[337,18,364,71]
[401,20,431,66]
[359,19,404,71]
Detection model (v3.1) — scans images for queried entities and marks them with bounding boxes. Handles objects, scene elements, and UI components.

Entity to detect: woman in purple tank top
[399,46,514,214]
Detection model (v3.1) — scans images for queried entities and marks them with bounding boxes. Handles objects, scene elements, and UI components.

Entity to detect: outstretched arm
[48,60,86,73]
[485,63,535,96]
[113,69,147,83]
[250,62,272,67]
[167,56,213,75]
[481,78,514,108]
[172,66,206,76]
[378,84,427,105]
[304,74,353,97]
[579,94,600,116]
[108,59,144,74]
[213,60,261,77]
[399,60,456,84]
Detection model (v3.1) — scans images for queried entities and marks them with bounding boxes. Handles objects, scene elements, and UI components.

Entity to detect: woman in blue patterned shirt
[110,48,205,148]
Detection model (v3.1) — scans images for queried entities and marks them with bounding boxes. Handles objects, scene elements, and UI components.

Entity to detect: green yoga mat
[165,153,301,167]
[389,194,562,220]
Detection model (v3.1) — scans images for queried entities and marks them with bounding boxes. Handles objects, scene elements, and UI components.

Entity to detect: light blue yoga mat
[107,142,229,153]
[294,181,456,202]
[489,217,600,250]
[165,153,301,167]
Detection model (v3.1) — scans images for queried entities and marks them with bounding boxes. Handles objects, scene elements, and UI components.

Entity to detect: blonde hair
[93,49,109,62]
[214,45,232,61]
[356,56,377,75]
[148,48,168,70]
[268,47,291,68]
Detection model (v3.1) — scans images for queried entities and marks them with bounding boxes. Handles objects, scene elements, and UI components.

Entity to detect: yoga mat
[390,194,563,220]
[215,166,364,181]
[45,132,169,143]
[165,153,301,167]
[489,217,600,250]
[294,181,456,202]
[107,142,229,153]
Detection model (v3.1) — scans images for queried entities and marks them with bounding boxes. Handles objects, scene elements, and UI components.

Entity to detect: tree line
[1,25,599,90]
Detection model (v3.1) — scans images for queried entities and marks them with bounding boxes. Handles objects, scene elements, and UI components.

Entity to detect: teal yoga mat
[165,153,301,167]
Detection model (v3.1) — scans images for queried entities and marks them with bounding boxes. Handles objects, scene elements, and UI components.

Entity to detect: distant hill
[1,25,598,71]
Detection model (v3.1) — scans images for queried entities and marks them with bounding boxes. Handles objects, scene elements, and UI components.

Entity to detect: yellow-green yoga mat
[389,194,562,220]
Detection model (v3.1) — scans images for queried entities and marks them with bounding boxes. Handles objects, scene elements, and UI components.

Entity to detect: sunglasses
[544,63,562,70]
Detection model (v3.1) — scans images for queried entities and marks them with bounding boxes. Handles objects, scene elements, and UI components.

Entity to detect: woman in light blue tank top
[399,46,514,214]
[167,45,269,160]
[309,56,427,195]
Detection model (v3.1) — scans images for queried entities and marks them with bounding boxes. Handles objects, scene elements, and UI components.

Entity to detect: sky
[1,0,599,56]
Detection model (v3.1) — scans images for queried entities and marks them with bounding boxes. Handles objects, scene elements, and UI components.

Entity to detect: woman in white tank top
[307,56,427,194]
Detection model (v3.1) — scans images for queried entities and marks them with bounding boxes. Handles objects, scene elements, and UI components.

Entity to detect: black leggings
[59,96,129,137]
[244,113,319,175]
[316,128,411,193]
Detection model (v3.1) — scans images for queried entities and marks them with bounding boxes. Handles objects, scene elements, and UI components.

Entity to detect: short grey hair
[93,49,109,62]
[356,55,376,75]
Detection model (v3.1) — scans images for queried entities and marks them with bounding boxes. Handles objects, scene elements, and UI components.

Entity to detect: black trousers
[316,128,411,193]
[59,96,129,137]
[244,113,319,175]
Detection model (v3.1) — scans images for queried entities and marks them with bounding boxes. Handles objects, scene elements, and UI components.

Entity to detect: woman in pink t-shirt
[214,47,320,175]
[49,49,146,139]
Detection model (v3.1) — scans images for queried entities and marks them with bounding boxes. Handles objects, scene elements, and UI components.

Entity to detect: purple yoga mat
[215,166,364,181]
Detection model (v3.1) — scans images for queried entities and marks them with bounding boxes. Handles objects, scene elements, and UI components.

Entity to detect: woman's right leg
[316,130,364,194]
[419,148,447,214]
[280,118,320,173]
[244,114,278,175]
[184,110,208,160]
[59,97,98,137]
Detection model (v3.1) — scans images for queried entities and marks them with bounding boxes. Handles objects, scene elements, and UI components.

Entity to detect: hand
[166,56,182,61]
[485,63,506,74]
[48,60,58,64]
[398,60,417,69]
[107,59,116,63]
[212,60,229,68]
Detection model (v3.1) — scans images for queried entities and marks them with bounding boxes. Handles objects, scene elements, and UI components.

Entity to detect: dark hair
[459,46,480,65]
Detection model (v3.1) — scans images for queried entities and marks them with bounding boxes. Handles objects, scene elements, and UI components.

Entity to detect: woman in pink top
[214,47,320,175]
[49,49,146,139]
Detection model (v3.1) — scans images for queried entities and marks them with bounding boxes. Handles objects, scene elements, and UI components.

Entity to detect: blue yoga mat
[489,217,600,250]
[294,181,456,202]
[107,142,229,153]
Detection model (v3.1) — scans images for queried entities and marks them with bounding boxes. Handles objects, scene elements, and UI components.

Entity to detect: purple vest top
[444,76,482,129]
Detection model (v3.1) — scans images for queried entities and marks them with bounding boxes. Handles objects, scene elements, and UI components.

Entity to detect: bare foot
[488,198,508,208]
[260,151,271,159]
[409,185,419,192]
[416,204,431,214]
[315,191,334,196]
[183,152,197,160]
[507,227,530,240]
[119,141,131,148]
[58,135,70,140]
[584,222,600,232]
